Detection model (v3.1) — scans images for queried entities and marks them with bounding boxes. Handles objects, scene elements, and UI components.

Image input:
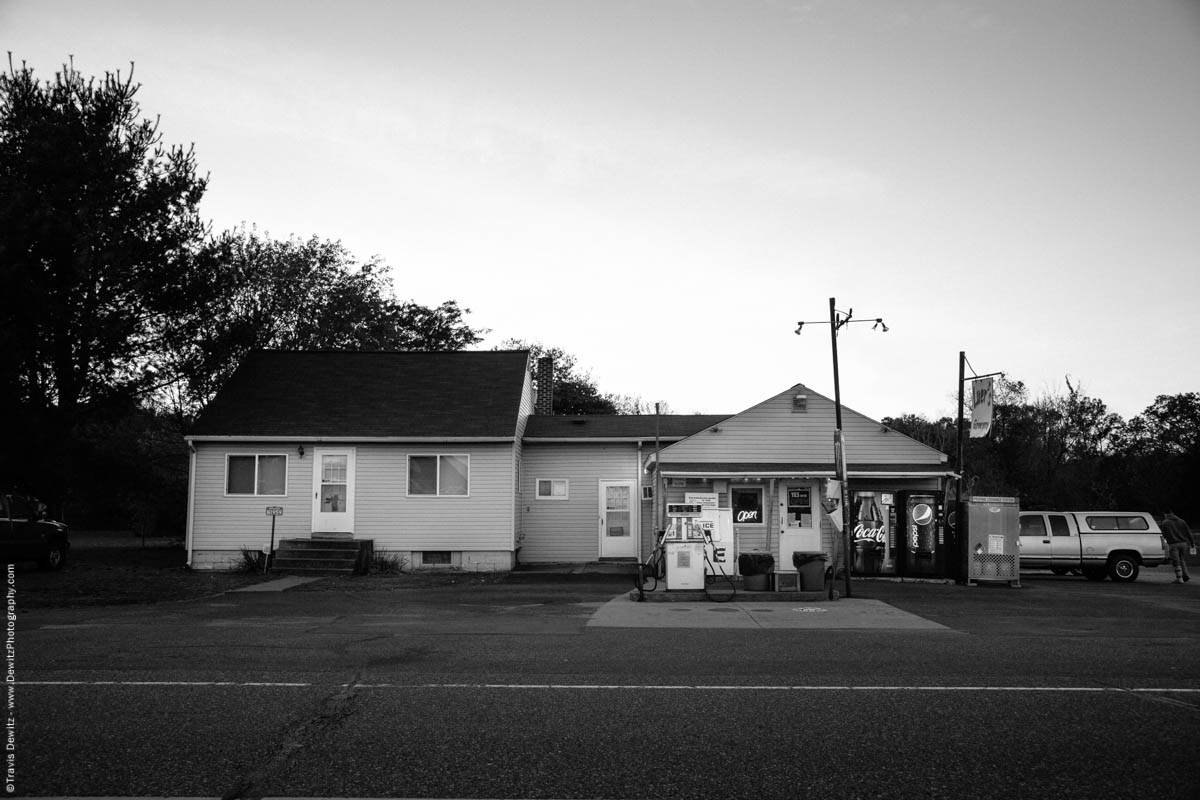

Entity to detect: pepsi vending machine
[896,492,946,577]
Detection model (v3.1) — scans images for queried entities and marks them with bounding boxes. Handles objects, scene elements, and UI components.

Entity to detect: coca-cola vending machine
[896,491,946,577]
[851,491,895,575]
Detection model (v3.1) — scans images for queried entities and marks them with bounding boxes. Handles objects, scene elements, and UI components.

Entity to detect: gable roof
[189,350,531,440]
[523,414,731,442]
[656,382,949,473]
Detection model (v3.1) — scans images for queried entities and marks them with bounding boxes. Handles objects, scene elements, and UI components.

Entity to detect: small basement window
[421,551,452,565]
[536,479,569,500]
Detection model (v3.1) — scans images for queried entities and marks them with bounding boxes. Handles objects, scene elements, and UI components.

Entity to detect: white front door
[598,480,637,559]
[312,448,355,534]
[778,481,821,560]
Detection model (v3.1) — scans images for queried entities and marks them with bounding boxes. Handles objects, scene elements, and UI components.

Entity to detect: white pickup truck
[1018,511,1168,582]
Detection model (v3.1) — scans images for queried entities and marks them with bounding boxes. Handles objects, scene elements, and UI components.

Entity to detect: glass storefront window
[731,487,764,525]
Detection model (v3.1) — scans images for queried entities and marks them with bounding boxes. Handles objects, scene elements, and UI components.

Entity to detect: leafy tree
[0,56,211,501]
[497,340,622,414]
[880,413,957,455]
[160,226,485,412]
[608,395,674,415]
[1117,392,1200,457]
[0,56,209,416]
[1113,392,1200,518]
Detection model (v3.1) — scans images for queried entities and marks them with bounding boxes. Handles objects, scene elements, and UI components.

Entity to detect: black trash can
[792,552,828,591]
[738,552,775,591]
[738,552,775,576]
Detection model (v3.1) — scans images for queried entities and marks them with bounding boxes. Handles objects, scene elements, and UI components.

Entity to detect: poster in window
[787,488,812,527]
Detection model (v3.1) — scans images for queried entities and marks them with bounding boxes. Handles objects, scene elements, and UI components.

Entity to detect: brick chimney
[534,356,554,415]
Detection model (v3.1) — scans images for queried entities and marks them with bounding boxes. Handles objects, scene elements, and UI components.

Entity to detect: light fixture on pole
[795,298,889,599]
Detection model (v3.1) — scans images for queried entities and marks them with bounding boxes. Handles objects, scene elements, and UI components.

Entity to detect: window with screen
[226,455,287,496]
[408,455,470,497]
[536,479,569,500]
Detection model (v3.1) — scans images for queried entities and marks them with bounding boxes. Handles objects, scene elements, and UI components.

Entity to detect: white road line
[15,681,1200,693]
[18,680,312,687]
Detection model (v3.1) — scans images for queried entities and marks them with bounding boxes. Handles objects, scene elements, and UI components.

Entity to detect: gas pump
[664,503,707,590]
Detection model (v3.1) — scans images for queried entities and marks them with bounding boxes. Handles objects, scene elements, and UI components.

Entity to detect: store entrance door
[777,482,820,567]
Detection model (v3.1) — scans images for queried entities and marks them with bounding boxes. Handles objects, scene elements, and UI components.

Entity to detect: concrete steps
[270,538,372,575]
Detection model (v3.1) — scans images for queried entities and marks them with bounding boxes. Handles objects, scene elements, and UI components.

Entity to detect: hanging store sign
[970,377,994,438]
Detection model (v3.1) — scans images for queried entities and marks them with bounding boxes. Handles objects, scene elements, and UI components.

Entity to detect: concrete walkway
[231,576,324,592]
[588,596,951,630]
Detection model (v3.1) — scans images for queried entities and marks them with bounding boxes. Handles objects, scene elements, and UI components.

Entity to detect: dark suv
[1,493,69,569]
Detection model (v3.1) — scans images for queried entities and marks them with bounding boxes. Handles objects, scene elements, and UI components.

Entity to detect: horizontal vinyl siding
[660,388,946,466]
[355,443,515,550]
[191,444,314,553]
[519,443,641,563]
[191,442,517,554]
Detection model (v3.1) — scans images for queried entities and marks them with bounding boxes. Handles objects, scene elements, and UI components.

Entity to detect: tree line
[883,380,1200,523]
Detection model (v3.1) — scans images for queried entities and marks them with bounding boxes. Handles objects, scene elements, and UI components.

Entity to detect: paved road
[13,570,1200,799]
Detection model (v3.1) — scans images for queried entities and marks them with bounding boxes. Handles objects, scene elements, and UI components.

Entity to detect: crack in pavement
[221,670,363,800]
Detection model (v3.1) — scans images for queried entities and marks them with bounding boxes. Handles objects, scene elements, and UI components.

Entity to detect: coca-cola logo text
[853,523,886,544]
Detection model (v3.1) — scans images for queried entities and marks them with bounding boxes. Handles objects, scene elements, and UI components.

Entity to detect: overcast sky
[5,0,1198,422]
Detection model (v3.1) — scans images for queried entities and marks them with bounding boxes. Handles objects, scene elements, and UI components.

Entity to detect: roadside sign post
[265,506,283,573]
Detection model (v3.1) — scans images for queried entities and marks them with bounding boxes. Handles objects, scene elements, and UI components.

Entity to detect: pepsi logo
[912,503,934,525]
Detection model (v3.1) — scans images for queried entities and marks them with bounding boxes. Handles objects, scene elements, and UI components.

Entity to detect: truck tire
[1107,554,1139,583]
[39,542,67,571]
[1082,566,1107,581]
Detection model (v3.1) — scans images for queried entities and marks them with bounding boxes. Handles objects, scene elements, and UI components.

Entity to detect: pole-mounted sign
[969,377,995,438]
[264,506,283,573]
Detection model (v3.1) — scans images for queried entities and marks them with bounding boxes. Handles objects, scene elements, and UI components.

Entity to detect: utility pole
[829,298,852,599]
[796,298,889,600]
[955,352,1003,581]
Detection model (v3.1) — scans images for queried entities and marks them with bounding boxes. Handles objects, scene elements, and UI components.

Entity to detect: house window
[731,487,764,525]
[408,455,470,497]
[536,479,569,500]
[421,551,452,565]
[226,455,287,496]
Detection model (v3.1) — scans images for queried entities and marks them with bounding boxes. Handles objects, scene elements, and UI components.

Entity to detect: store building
[647,385,955,582]
[186,349,955,579]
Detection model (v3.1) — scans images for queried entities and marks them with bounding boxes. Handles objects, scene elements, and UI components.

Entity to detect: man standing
[1161,510,1195,584]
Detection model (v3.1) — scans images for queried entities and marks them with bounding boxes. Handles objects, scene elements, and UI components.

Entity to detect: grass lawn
[10,531,266,609]
[10,533,523,609]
